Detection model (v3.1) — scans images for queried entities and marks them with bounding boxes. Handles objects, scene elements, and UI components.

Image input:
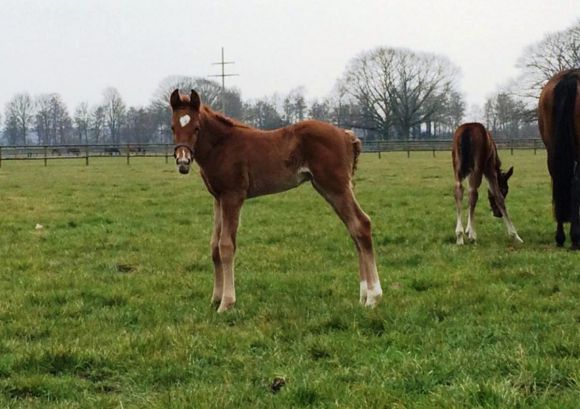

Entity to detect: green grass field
[0,151,578,408]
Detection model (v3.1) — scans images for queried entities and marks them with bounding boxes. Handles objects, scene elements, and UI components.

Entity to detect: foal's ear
[190,90,201,111]
[170,89,181,110]
[505,166,514,179]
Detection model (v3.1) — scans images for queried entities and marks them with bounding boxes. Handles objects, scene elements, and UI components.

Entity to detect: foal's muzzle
[174,144,194,175]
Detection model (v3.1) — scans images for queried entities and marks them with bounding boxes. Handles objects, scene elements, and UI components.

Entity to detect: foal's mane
[201,105,251,129]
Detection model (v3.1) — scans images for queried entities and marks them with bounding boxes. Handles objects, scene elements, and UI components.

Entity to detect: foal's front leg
[210,200,223,306]
[217,194,244,313]
[489,179,523,243]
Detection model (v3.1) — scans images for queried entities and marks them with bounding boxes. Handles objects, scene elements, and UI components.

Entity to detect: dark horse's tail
[458,127,473,180]
[551,73,578,223]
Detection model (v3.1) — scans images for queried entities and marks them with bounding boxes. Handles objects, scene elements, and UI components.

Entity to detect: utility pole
[209,47,238,114]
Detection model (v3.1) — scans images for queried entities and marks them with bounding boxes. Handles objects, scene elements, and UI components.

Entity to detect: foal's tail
[458,127,473,180]
[551,73,578,223]
[345,130,361,176]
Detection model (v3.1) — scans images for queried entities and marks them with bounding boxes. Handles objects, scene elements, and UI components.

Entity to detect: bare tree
[340,47,461,139]
[282,87,307,124]
[152,76,243,118]
[389,50,460,139]
[35,93,72,145]
[309,99,332,122]
[341,48,395,137]
[4,93,34,145]
[515,19,580,100]
[90,105,106,144]
[102,87,126,144]
[242,97,284,129]
[484,92,528,138]
[123,106,160,144]
[430,90,465,137]
[73,102,90,144]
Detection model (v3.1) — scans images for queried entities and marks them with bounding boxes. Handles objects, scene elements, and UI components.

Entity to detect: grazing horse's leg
[570,163,580,250]
[465,172,482,242]
[454,181,465,245]
[217,194,244,313]
[210,200,224,306]
[488,175,524,243]
[556,222,566,247]
[313,183,382,307]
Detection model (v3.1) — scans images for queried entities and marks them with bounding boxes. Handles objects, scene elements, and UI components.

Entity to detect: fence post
[0,146,2,168]
[165,144,169,164]
[85,145,89,166]
[432,149,435,158]
[510,139,514,156]
[407,140,410,158]
[534,139,537,155]
[126,144,130,165]
[44,146,48,166]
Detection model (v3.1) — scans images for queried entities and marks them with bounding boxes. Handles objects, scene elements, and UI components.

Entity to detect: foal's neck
[194,106,242,165]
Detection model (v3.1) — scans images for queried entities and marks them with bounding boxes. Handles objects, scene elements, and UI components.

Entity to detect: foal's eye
[171,126,175,132]
[194,127,200,134]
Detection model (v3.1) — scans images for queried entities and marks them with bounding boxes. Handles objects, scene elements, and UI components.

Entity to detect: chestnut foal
[170,90,382,312]
[452,122,523,245]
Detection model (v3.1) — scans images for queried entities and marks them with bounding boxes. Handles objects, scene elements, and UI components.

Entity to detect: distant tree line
[2,20,578,145]
[481,19,580,139]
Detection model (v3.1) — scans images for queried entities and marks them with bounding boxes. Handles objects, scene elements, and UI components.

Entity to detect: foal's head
[170,89,201,174]
[488,166,514,217]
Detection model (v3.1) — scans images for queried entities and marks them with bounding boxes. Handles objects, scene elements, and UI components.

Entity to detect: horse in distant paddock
[452,122,523,245]
[169,89,382,312]
[104,147,121,156]
[538,69,580,249]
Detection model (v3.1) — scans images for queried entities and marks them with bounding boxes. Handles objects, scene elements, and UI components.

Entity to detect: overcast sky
[0,0,578,114]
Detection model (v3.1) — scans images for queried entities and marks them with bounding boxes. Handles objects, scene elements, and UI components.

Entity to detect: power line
[209,47,239,114]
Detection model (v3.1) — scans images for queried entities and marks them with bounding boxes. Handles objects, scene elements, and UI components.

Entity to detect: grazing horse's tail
[458,127,473,180]
[551,73,578,223]
[346,130,361,176]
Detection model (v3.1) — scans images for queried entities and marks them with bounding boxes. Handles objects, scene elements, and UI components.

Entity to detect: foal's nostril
[176,157,191,166]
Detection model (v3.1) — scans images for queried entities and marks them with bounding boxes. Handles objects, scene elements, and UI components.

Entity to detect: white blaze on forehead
[179,115,191,127]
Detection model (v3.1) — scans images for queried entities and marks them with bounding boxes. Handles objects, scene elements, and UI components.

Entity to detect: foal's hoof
[512,234,524,244]
[456,236,464,245]
[359,281,367,305]
[571,243,580,251]
[364,284,383,308]
[217,298,236,313]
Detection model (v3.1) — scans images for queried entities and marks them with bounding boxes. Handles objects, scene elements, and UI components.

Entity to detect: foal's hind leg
[454,181,465,245]
[313,182,382,307]
[210,200,224,306]
[465,173,482,242]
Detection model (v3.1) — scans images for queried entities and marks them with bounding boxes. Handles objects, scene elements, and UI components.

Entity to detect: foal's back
[452,122,494,180]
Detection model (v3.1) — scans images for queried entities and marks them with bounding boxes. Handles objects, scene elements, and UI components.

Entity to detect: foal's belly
[246,167,312,198]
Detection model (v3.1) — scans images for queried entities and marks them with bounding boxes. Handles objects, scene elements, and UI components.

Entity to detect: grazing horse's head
[488,166,514,217]
[170,89,201,174]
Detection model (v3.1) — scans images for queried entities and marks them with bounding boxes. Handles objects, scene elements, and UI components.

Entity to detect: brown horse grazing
[452,122,523,245]
[538,69,580,249]
[169,89,382,312]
